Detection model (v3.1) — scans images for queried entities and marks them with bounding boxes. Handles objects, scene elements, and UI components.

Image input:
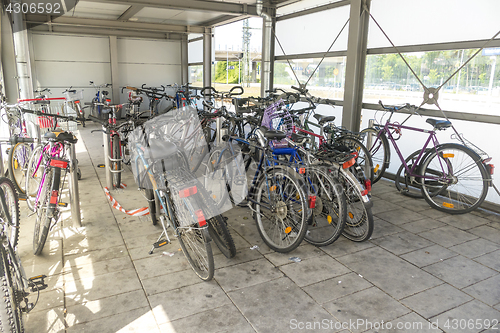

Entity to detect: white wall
[30,33,182,109]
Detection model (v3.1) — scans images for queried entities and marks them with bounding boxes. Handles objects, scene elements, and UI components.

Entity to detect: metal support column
[257,0,274,97]
[1,7,19,102]
[68,143,82,227]
[342,0,370,131]
[181,35,189,84]
[109,36,121,113]
[12,3,34,100]
[203,28,212,88]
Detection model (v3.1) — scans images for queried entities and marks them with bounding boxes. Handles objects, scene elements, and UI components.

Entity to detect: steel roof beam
[79,0,261,16]
[199,14,250,27]
[25,15,206,34]
[117,5,144,21]
[30,24,183,39]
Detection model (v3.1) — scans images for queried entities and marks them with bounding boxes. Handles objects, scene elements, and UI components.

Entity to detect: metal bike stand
[102,129,113,189]
[68,143,82,227]
[367,119,375,151]
[0,144,4,177]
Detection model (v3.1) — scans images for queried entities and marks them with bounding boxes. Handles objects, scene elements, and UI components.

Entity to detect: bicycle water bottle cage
[426,118,452,130]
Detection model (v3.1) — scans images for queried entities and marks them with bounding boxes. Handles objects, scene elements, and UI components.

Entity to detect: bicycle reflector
[195,210,206,226]
[50,159,68,169]
[484,158,494,175]
[342,157,356,169]
[361,180,372,196]
[179,186,197,198]
[308,195,316,209]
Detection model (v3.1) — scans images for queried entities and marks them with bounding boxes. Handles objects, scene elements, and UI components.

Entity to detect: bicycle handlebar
[20,108,82,122]
[228,86,244,96]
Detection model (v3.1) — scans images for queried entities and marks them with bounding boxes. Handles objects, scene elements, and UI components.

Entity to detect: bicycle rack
[102,131,113,189]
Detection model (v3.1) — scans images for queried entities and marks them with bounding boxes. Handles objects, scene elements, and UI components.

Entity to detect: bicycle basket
[63,90,84,102]
[261,99,293,149]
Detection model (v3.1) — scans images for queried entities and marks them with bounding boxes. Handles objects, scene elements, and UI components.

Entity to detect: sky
[214,18,263,53]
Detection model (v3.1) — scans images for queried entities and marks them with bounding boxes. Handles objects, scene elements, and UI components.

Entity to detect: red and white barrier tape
[103,186,150,216]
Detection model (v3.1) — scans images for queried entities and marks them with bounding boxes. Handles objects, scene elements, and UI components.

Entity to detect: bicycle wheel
[168,191,214,281]
[111,135,122,189]
[0,246,24,333]
[338,137,374,184]
[205,148,230,209]
[0,178,20,248]
[254,167,309,252]
[8,142,32,195]
[359,127,390,184]
[338,167,374,242]
[420,143,488,214]
[25,146,44,212]
[33,168,54,255]
[304,167,347,247]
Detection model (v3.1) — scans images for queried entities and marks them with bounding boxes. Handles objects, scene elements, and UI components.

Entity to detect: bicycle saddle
[313,114,336,125]
[426,118,452,130]
[102,91,109,96]
[291,132,308,142]
[260,127,287,140]
[130,96,143,104]
[44,131,78,144]
[34,98,50,105]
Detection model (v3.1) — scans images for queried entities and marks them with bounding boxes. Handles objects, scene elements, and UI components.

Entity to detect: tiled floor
[20,123,500,332]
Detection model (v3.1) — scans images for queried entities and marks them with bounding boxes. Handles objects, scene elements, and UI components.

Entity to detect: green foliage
[214,61,241,84]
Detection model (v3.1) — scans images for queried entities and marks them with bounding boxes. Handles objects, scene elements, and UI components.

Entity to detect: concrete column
[203,27,212,88]
[181,35,189,84]
[109,36,121,108]
[12,5,34,100]
[342,0,370,131]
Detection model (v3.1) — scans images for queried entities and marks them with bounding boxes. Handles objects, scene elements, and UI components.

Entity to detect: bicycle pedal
[97,164,105,168]
[58,202,68,207]
[153,239,169,249]
[29,275,48,292]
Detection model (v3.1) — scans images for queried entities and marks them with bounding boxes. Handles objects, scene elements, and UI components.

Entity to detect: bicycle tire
[0,246,24,333]
[337,166,374,242]
[254,167,309,253]
[0,178,20,249]
[207,214,236,258]
[112,135,121,189]
[420,143,488,214]
[8,142,32,196]
[303,166,347,247]
[33,168,54,255]
[205,148,231,209]
[25,145,44,212]
[338,137,374,184]
[169,191,214,281]
[359,127,390,184]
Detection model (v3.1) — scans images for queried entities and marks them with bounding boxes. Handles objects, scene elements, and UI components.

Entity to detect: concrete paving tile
[25,307,66,333]
[149,281,230,324]
[438,214,490,230]
[320,236,375,258]
[159,304,255,333]
[228,277,336,333]
[338,247,442,299]
[65,269,142,306]
[67,307,160,333]
[399,219,446,234]
[63,231,125,255]
[488,221,500,230]
[468,225,500,245]
[28,288,65,314]
[375,190,409,203]
[66,289,149,326]
[303,272,373,304]
[63,244,129,267]
[473,250,500,271]
[215,258,283,292]
[214,248,264,269]
[448,239,499,258]
[418,226,478,248]
[323,287,411,333]
[63,256,134,282]
[20,239,63,277]
[123,231,168,250]
[401,284,473,319]
[231,224,275,255]
[133,249,191,280]
[371,183,396,196]
[376,208,427,225]
[142,270,203,296]
[364,311,442,333]
[369,219,405,239]
[419,208,453,220]
[128,244,166,261]
[396,198,434,212]
[264,243,324,266]
[431,300,500,333]
[423,256,497,289]
[371,199,401,215]
[462,274,500,306]
[371,231,435,255]
[119,219,164,239]
[400,245,458,268]
[279,255,351,287]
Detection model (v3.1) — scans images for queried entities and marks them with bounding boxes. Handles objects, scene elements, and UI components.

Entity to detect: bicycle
[361,101,492,214]
[21,109,80,254]
[89,81,111,120]
[0,177,47,333]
